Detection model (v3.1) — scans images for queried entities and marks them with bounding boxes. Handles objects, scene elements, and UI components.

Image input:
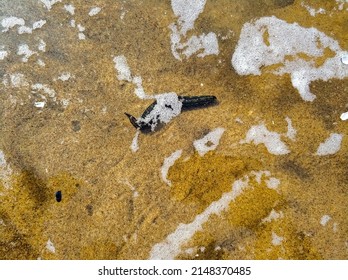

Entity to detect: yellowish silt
[226,177,284,228]
[168,151,261,211]
[79,240,118,260]
[252,219,322,260]
[0,172,82,259]
[171,162,321,260]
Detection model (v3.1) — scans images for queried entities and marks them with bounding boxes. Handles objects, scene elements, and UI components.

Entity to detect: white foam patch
[251,170,271,184]
[149,175,250,259]
[132,76,148,99]
[31,83,56,100]
[57,72,72,81]
[1,16,25,32]
[18,26,32,34]
[3,73,29,88]
[39,0,62,10]
[113,55,152,99]
[285,117,296,141]
[183,32,219,58]
[77,24,85,40]
[34,101,46,108]
[301,3,326,16]
[89,7,101,16]
[271,232,284,246]
[17,44,37,62]
[0,150,13,189]
[342,54,348,65]
[231,16,348,102]
[0,50,8,60]
[193,127,225,156]
[315,133,343,155]
[340,111,348,121]
[37,59,46,67]
[262,209,284,223]
[320,215,331,226]
[64,4,75,15]
[335,0,348,11]
[161,150,183,186]
[15,19,46,33]
[171,0,206,34]
[169,0,219,60]
[46,239,56,253]
[241,123,290,155]
[78,33,85,40]
[113,55,132,82]
[33,19,46,30]
[141,93,183,131]
[38,39,46,52]
[266,177,280,190]
[130,131,140,152]
[77,24,85,32]
[70,19,76,28]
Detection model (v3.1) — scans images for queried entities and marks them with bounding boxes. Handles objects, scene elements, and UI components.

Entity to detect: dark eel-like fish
[125,95,217,132]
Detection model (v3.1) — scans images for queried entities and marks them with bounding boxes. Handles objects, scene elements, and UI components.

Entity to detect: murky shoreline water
[0,0,347,259]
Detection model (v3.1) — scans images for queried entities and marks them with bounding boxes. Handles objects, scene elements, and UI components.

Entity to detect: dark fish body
[125,95,218,132]
[179,95,217,110]
[141,101,157,119]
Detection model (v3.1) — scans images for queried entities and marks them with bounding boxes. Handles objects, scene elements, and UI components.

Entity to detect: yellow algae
[176,197,322,260]
[252,218,322,260]
[177,231,223,260]
[168,151,261,211]
[314,47,337,67]
[46,173,81,204]
[226,177,284,228]
[262,29,271,47]
[0,172,48,259]
[79,240,118,260]
[0,0,347,260]
[174,174,285,260]
[0,172,82,259]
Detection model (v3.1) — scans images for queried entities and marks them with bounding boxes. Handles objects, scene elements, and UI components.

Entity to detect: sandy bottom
[0,0,347,259]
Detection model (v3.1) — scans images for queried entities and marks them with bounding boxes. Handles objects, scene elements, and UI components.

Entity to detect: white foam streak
[161,150,183,186]
[149,176,250,259]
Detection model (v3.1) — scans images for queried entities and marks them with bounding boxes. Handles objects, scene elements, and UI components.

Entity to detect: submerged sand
[0,0,347,259]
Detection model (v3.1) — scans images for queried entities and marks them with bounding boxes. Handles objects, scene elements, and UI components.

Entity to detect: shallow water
[0,0,347,259]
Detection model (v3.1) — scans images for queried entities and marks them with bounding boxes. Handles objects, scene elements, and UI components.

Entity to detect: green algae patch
[167,152,261,211]
[0,172,82,259]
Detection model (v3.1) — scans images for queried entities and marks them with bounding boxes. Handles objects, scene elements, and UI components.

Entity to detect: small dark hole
[86,204,93,216]
[71,120,81,132]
